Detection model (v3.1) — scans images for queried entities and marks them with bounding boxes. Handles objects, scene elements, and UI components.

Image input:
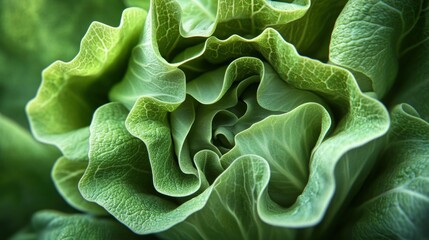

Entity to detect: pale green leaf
[26,8,147,160]
[160,155,293,240]
[79,103,212,234]
[52,157,106,215]
[221,103,331,207]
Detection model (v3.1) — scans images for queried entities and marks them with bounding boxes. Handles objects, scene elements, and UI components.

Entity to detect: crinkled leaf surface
[277,0,348,60]
[20,210,142,240]
[330,0,422,97]
[340,105,429,239]
[79,102,212,234]
[22,0,429,239]
[52,157,106,215]
[174,0,310,38]
[26,2,390,238]
[338,7,429,238]
[389,2,429,121]
[107,18,389,237]
[160,155,287,240]
[159,104,332,239]
[26,8,146,160]
[221,103,331,207]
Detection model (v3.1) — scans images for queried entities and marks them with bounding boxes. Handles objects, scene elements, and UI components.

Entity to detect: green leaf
[160,155,293,240]
[277,0,348,60]
[389,3,429,121]
[0,0,125,128]
[221,103,331,207]
[79,103,212,234]
[340,104,429,239]
[52,157,106,215]
[124,0,150,10]
[29,210,142,240]
[175,0,310,38]
[109,2,188,107]
[26,8,146,160]
[330,0,422,97]
[109,0,313,103]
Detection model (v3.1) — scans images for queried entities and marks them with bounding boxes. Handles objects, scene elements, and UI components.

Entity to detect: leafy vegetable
[1,0,428,239]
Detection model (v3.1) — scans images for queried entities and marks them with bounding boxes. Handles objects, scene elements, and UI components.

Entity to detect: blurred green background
[0,0,126,238]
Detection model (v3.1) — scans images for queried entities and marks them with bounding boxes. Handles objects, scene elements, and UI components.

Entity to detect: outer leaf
[389,2,429,121]
[109,1,187,107]
[330,0,422,97]
[52,157,106,215]
[26,8,146,160]
[340,104,429,239]
[0,0,125,127]
[29,210,142,240]
[337,9,429,237]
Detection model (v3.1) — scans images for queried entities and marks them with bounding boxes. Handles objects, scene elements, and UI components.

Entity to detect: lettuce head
[1,0,428,239]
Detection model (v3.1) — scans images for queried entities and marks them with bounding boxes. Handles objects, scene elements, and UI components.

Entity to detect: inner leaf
[221,103,331,207]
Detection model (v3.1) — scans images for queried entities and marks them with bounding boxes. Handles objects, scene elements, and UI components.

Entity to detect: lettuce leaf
[340,104,429,239]
[10,210,144,240]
